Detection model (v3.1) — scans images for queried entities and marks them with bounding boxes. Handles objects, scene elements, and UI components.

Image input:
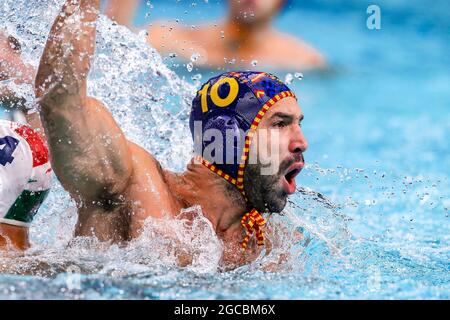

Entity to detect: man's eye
[273,121,286,128]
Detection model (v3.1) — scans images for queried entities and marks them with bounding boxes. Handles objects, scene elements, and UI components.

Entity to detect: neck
[176,159,248,236]
[222,15,272,52]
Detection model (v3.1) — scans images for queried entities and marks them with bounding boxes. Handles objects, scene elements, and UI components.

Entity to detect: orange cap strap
[240,208,266,251]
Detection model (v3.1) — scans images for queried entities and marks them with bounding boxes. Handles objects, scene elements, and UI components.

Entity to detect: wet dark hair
[7,35,21,53]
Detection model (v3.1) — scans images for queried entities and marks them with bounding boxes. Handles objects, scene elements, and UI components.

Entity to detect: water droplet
[284,73,294,85]
[168,52,177,58]
[190,53,200,62]
[186,62,193,72]
[251,60,258,66]
[191,73,202,81]
[294,72,304,80]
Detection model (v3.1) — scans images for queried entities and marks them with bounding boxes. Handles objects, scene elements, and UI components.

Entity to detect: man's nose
[289,127,308,155]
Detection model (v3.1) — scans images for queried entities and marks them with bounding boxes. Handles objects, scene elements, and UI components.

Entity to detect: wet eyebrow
[270,112,304,123]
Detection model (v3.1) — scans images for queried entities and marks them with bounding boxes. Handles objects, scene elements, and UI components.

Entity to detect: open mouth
[285,168,300,181]
[282,164,303,194]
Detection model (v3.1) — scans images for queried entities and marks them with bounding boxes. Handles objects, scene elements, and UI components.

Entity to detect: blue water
[0,0,449,299]
[143,1,450,299]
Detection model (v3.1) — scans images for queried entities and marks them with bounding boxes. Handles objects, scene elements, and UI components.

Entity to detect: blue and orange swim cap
[189,71,297,250]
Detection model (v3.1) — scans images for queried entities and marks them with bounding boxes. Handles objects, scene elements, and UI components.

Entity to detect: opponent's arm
[35,0,133,207]
[0,68,33,110]
[0,38,33,107]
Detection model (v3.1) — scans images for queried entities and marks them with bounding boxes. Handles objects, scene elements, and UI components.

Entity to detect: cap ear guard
[200,111,249,178]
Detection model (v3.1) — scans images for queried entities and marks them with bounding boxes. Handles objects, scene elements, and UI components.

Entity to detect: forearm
[0,60,34,109]
[35,0,100,102]
[1,81,45,140]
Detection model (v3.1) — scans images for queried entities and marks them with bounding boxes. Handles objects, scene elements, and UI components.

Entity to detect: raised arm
[35,0,133,207]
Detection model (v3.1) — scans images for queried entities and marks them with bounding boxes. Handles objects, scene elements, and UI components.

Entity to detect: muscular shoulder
[147,20,189,50]
[127,142,167,194]
[128,142,162,171]
[125,142,182,234]
[267,31,326,69]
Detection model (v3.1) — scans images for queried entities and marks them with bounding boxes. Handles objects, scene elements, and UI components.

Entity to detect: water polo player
[0,120,52,250]
[0,32,51,250]
[34,0,307,266]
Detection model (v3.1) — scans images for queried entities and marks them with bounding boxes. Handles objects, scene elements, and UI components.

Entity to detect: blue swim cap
[189,71,296,195]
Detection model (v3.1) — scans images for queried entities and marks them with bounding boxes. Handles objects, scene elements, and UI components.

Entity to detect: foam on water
[0,0,449,299]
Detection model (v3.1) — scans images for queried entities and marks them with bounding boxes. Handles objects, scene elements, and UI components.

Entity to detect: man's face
[243,97,307,213]
[228,0,285,25]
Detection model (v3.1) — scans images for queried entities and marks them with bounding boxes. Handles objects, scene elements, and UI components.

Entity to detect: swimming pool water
[0,0,448,299]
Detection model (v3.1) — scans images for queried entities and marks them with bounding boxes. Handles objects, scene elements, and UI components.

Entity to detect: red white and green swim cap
[0,120,51,227]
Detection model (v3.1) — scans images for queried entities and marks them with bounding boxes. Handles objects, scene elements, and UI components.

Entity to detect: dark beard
[243,157,295,213]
